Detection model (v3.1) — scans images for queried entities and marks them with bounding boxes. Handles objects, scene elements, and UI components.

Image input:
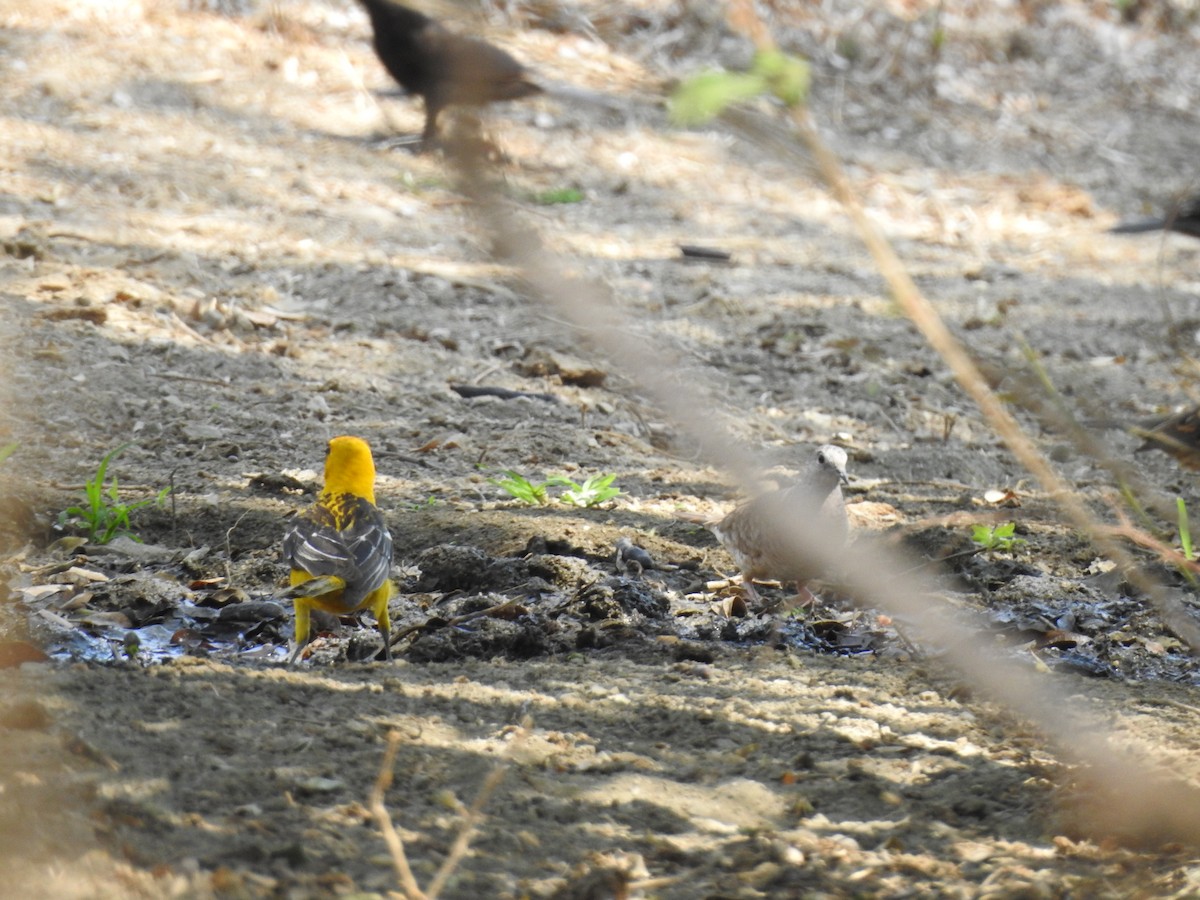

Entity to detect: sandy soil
[6,0,1200,896]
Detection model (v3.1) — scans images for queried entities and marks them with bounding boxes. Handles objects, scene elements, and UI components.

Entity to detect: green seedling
[550,473,622,508]
[1179,497,1194,561]
[971,522,1026,553]
[57,444,171,544]
[930,25,946,54]
[0,442,16,465]
[490,470,622,508]
[489,470,554,506]
[534,188,584,205]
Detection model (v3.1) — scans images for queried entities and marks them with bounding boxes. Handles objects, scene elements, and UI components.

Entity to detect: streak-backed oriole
[283,435,394,663]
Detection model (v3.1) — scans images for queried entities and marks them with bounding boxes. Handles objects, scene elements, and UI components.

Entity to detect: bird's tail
[281,574,347,601]
[538,81,627,112]
[1110,217,1169,234]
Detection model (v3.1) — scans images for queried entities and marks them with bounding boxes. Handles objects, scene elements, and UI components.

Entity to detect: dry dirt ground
[7,0,1200,897]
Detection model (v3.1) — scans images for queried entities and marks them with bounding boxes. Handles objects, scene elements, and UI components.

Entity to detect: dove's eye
[817,451,827,465]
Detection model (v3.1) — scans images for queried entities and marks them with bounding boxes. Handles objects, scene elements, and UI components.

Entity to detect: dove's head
[813,444,850,490]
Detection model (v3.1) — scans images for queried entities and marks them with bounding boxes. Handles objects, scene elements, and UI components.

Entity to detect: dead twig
[425,717,530,899]
[896,544,988,577]
[1098,517,1200,578]
[369,719,532,900]
[369,731,428,900]
[450,384,558,402]
[388,599,527,650]
[147,371,233,388]
[1146,697,1200,717]
[224,510,251,586]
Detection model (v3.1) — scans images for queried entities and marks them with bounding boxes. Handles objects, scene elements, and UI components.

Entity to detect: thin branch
[388,599,528,650]
[1099,518,1200,577]
[224,510,251,585]
[425,717,531,900]
[369,731,427,900]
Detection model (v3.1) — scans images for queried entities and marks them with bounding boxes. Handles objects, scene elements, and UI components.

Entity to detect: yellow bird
[283,435,394,664]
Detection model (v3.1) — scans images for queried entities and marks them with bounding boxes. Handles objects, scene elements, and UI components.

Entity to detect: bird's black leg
[420,104,441,152]
[377,624,393,662]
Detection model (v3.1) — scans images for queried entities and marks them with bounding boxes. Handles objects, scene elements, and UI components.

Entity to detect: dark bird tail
[539,82,621,110]
[1110,194,1200,238]
[1109,217,1170,234]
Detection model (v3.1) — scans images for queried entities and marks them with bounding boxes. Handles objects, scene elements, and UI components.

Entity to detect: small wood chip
[39,306,108,324]
[679,244,733,262]
[450,384,558,402]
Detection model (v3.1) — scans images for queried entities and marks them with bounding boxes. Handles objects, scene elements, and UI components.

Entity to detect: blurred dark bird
[356,0,543,149]
[1110,195,1200,239]
[685,445,850,605]
[1133,405,1200,470]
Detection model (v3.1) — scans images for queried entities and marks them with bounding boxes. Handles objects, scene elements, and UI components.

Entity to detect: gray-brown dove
[705,444,850,605]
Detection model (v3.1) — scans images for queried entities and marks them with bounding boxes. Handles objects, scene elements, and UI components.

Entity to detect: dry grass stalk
[1100,515,1200,577]
[423,720,529,899]
[370,720,531,899]
[369,731,426,900]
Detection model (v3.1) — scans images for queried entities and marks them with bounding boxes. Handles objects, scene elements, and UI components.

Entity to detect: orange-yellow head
[321,435,378,503]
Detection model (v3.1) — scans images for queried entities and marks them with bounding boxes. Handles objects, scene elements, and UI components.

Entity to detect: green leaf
[1179,497,1194,561]
[669,70,768,126]
[488,470,550,506]
[534,188,584,205]
[559,473,621,508]
[971,522,1025,553]
[56,443,165,544]
[670,51,810,126]
[0,442,17,465]
[751,50,810,107]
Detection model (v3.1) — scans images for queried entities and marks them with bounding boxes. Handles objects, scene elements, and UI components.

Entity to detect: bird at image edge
[356,0,543,149]
[1110,194,1200,239]
[283,436,394,663]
